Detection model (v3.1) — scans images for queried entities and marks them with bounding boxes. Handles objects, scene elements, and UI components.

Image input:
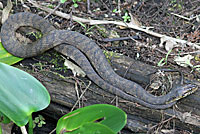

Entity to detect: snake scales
[1,12,197,109]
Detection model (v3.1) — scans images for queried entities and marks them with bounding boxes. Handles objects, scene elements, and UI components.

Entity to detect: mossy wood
[19,54,200,133]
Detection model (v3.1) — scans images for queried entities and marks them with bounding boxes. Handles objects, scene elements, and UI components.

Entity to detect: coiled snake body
[1,12,197,109]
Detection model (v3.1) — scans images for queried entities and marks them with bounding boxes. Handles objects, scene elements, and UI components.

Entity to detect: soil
[0,0,200,134]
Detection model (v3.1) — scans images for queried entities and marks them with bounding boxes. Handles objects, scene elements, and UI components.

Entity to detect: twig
[147,116,175,134]
[87,0,91,14]
[129,35,200,56]
[170,12,197,21]
[49,128,56,134]
[102,35,141,42]
[74,80,81,109]
[49,81,91,134]
[44,2,61,19]
[118,0,121,16]
[27,0,200,50]
[99,0,112,13]
[123,63,133,78]
[183,6,200,16]
[20,0,24,5]
[71,81,91,111]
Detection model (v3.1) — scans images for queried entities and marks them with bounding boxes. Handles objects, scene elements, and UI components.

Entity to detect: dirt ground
[0,0,200,134]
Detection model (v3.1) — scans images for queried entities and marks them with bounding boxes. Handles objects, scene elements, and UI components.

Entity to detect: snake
[1,12,198,109]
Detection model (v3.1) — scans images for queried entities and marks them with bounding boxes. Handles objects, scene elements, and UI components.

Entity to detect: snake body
[1,12,197,109]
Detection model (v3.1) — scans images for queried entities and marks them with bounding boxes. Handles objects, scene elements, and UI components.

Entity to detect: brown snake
[1,12,198,109]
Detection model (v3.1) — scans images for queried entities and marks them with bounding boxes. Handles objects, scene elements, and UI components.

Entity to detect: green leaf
[75,20,86,29]
[0,42,23,65]
[68,122,116,134]
[0,62,50,126]
[34,117,40,123]
[157,58,165,66]
[60,0,67,3]
[73,3,78,8]
[113,9,117,13]
[164,49,172,63]
[56,104,127,134]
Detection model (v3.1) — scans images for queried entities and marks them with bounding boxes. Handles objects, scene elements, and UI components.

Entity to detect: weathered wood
[19,53,200,134]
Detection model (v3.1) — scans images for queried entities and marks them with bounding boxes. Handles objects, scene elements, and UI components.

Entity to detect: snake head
[168,84,198,103]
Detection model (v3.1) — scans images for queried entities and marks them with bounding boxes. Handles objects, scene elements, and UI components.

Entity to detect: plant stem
[20,126,28,134]
[28,114,33,134]
[0,123,2,134]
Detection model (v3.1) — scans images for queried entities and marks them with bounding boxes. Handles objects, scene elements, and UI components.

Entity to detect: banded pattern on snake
[1,12,198,109]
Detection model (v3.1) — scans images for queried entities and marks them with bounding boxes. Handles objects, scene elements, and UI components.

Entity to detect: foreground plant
[0,42,23,65]
[56,104,127,134]
[0,62,50,134]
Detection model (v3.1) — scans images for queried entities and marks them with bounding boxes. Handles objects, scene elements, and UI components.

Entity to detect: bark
[18,54,200,134]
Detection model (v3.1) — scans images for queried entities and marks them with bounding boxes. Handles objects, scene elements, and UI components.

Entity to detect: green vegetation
[169,0,183,11]
[56,104,127,134]
[27,31,43,40]
[103,51,120,63]
[33,115,46,128]
[193,65,200,72]
[122,12,131,22]
[75,20,96,35]
[0,42,23,65]
[0,62,50,134]
[157,49,172,66]
[47,3,55,9]
[112,8,117,13]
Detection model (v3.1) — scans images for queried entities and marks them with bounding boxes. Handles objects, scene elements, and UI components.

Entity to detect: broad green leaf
[56,104,127,134]
[68,122,116,134]
[0,62,50,126]
[0,42,23,65]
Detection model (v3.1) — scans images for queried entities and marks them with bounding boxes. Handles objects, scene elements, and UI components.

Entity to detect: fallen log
[17,52,200,134]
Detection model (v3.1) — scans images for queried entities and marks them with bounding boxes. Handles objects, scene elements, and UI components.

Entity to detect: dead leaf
[0,2,3,9]
[149,81,162,90]
[174,55,194,67]
[159,36,178,51]
[64,59,86,77]
[196,15,200,23]
[118,25,127,29]
[2,0,12,24]
[165,39,177,51]
[119,14,141,30]
[161,129,175,134]
[129,13,141,27]
[159,36,167,48]
[195,54,200,61]
[176,111,200,126]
